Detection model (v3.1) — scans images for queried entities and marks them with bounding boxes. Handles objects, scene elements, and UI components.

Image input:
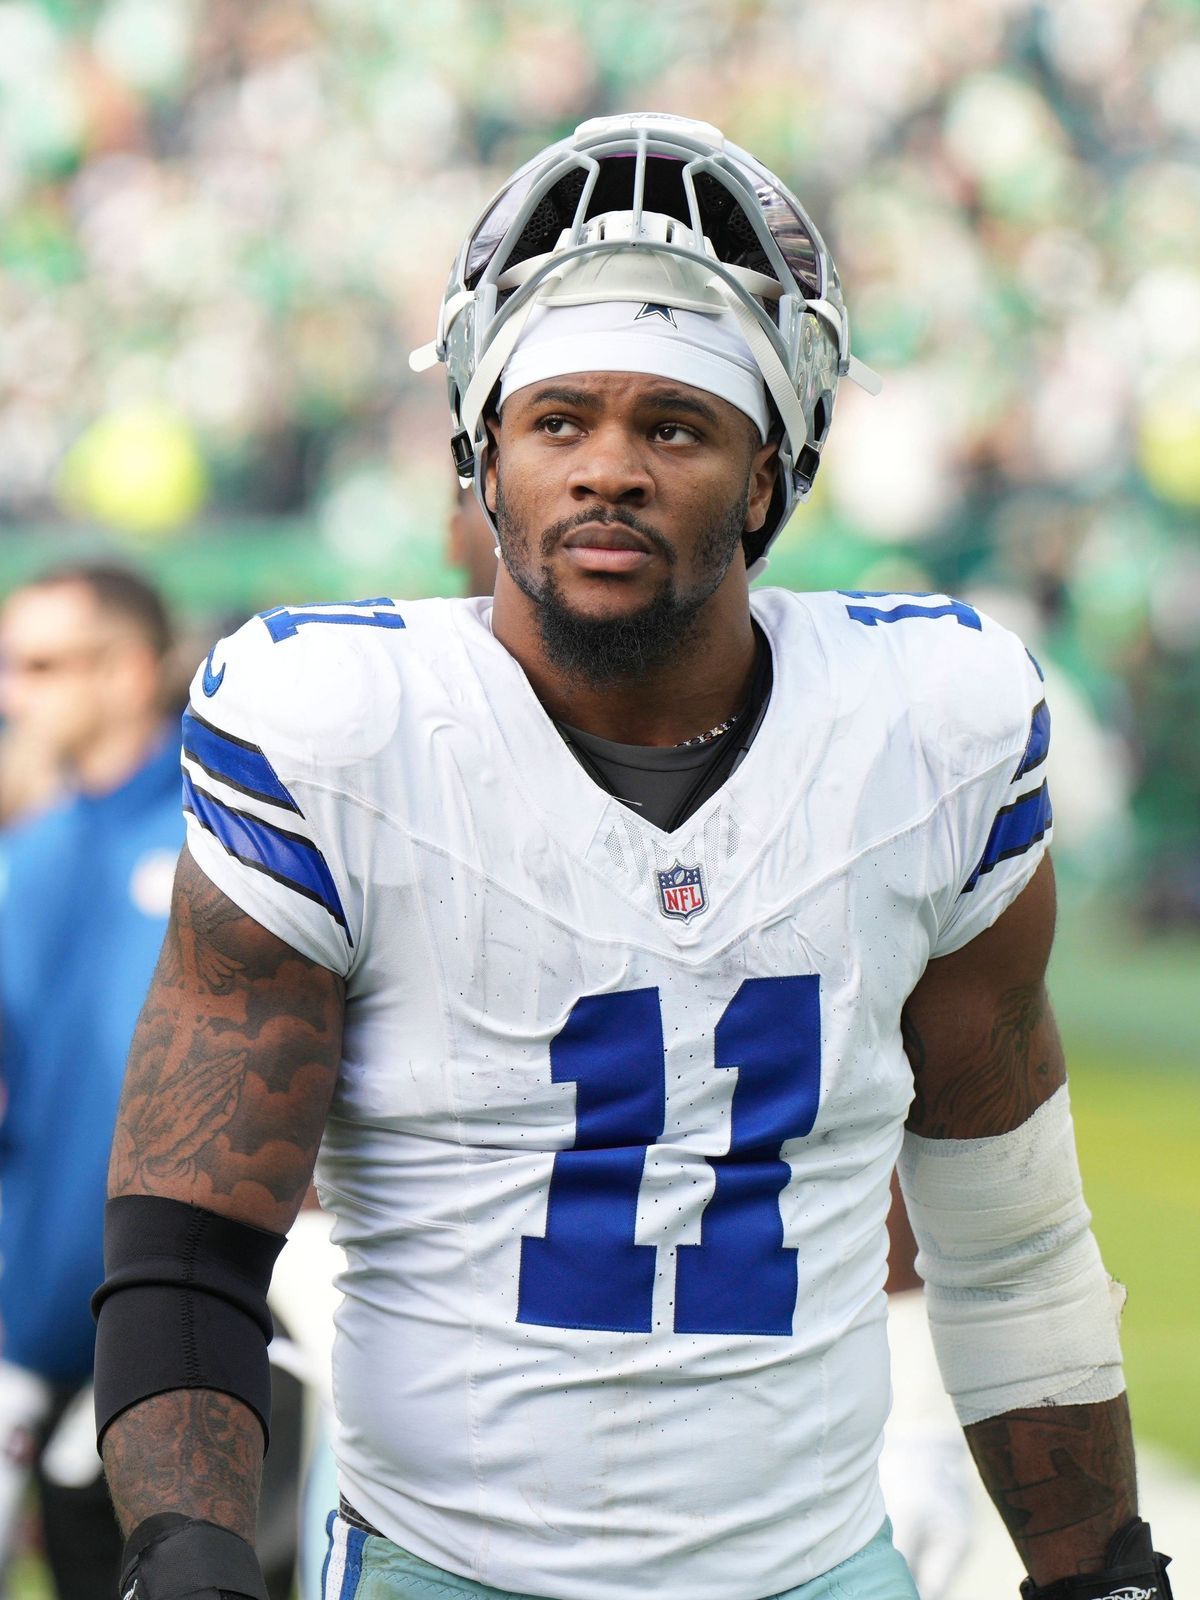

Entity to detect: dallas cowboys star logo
[635,303,677,326]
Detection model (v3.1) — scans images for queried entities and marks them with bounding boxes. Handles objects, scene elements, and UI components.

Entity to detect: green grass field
[1068,1048,1200,1470]
[1049,896,1200,1471]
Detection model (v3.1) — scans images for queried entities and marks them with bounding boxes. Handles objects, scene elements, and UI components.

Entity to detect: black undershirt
[554,624,773,834]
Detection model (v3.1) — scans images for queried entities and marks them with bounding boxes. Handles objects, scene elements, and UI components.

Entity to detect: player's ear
[744,438,780,535]
[483,410,500,513]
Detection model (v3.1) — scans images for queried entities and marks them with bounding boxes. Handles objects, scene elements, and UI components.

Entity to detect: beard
[494,474,749,689]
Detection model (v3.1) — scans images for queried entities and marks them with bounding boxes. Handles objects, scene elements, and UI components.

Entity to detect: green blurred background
[1050,907,1199,1468]
[0,0,1196,1488]
[4,0,1200,909]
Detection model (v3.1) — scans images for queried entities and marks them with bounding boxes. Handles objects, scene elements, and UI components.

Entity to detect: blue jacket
[0,734,182,1382]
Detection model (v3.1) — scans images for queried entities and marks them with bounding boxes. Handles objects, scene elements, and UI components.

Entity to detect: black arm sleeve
[93,1195,286,1449]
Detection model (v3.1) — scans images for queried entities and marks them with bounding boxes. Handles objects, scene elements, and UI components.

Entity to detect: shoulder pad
[829,589,1044,778]
[190,599,408,770]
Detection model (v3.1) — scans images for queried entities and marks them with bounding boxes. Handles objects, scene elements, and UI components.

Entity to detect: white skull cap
[499,298,771,441]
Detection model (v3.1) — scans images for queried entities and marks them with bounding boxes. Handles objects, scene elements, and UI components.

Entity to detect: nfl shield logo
[656,861,707,922]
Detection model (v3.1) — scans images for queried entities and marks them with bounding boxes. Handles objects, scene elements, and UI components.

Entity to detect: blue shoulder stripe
[962,781,1052,894]
[1014,699,1051,780]
[841,596,982,631]
[182,771,350,940]
[182,709,300,813]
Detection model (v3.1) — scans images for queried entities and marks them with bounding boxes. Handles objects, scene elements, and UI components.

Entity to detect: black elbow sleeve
[92,1195,287,1451]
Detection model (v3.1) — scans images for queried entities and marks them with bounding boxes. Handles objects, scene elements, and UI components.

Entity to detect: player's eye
[536,415,583,438]
[652,422,701,445]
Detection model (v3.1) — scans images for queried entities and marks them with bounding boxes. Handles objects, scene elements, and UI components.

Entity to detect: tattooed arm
[101,847,345,1539]
[901,855,1137,1584]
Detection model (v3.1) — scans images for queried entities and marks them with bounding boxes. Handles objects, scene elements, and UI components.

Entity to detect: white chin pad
[898,1085,1125,1425]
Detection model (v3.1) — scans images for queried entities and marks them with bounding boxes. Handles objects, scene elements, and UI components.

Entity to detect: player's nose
[566,423,652,505]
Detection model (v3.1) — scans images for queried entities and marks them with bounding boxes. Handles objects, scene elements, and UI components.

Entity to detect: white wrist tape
[897,1085,1126,1425]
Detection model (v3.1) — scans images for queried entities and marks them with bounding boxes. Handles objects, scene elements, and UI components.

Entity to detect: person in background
[0,565,309,1600]
[0,564,183,1599]
[0,722,63,828]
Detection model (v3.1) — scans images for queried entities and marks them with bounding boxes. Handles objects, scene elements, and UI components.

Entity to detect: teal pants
[321,1512,919,1600]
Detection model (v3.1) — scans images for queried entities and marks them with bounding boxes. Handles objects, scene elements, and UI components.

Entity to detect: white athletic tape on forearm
[898,1085,1126,1425]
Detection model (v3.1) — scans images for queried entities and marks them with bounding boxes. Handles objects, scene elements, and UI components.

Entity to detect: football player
[94,115,1173,1600]
[446,471,976,1599]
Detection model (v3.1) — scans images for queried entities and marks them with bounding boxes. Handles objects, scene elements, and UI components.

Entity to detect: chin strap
[457,277,565,443]
[1019,1518,1173,1600]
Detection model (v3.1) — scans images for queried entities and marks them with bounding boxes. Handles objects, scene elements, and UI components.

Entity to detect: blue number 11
[260,598,405,642]
[518,976,821,1337]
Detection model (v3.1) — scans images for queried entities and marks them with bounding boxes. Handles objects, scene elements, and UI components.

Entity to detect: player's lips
[560,522,655,573]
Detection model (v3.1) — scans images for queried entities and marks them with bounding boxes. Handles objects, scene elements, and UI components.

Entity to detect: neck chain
[675,709,740,749]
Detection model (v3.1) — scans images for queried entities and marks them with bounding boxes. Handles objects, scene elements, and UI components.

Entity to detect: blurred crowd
[0,0,1198,907]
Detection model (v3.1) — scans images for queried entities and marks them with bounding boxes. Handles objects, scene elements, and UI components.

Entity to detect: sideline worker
[0,564,182,1600]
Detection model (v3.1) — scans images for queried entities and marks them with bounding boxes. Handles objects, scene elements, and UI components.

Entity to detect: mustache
[538,507,675,565]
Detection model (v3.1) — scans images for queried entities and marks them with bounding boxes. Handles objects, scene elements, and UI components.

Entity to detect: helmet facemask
[412,114,879,572]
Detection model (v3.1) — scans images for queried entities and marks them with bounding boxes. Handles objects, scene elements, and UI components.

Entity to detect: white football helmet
[411,112,880,565]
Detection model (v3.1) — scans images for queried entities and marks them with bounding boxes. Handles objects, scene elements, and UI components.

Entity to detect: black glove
[119,1514,269,1600]
[1020,1517,1173,1600]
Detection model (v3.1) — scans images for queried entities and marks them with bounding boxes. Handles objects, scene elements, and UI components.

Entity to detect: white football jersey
[182,588,1051,1600]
